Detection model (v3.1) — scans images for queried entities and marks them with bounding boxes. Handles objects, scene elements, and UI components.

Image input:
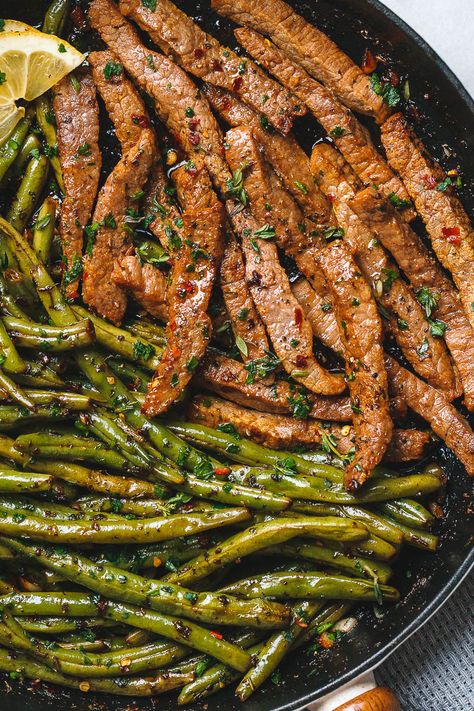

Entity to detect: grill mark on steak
[111,254,168,321]
[83,48,156,324]
[88,0,229,194]
[196,352,353,421]
[119,0,305,135]
[53,69,101,299]
[311,143,458,398]
[234,27,413,217]
[350,186,474,411]
[317,239,392,490]
[381,113,474,333]
[385,356,474,476]
[203,84,330,224]
[226,127,345,396]
[142,165,225,416]
[211,0,389,122]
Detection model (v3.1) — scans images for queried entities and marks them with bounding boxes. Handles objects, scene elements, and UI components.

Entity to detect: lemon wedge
[0,20,40,33]
[0,102,25,139]
[0,30,85,104]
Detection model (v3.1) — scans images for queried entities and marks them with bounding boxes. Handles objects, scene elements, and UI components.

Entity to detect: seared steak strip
[142,165,225,416]
[381,113,474,332]
[53,69,101,299]
[197,352,353,422]
[317,239,392,490]
[82,50,156,325]
[220,232,270,361]
[119,0,305,135]
[384,429,431,464]
[291,277,343,354]
[351,187,474,410]
[203,84,330,224]
[89,0,229,193]
[234,27,412,217]
[143,159,183,251]
[111,254,168,321]
[211,0,389,122]
[226,127,345,396]
[311,143,458,397]
[386,356,474,476]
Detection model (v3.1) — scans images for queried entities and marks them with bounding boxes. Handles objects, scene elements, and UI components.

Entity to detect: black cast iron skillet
[0,0,473,709]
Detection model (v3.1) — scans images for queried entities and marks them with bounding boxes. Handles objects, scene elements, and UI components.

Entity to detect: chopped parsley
[287,391,311,420]
[323,226,344,240]
[294,180,309,194]
[226,163,248,206]
[370,72,401,107]
[244,352,280,384]
[186,356,200,372]
[58,43,67,53]
[254,224,276,239]
[217,423,241,438]
[237,307,249,321]
[238,60,247,75]
[417,337,430,360]
[133,340,155,361]
[35,214,52,231]
[104,60,122,81]
[397,318,409,331]
[76,143,92,157]
[330,126,346,138]
[0,71,6,85]
[235,335,248,358]
[380,267,399,293]
[103,212,116,229]
[63,256,82,287]
[416,287,439,317]
[388,193,412,209]
[273,456,298,478]
[259,114,272,131]
[141,0,157,9]
[429,319,447,337]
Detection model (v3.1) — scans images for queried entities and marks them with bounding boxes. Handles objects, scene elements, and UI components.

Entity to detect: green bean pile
[0,0,446,704]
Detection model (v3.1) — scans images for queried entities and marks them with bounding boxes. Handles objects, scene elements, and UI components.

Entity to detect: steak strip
[311,143,458,398]
[142,164,225,416]
[317,239,392,490]
[211,0,389,121]
[119,0,305,135]
[351,187,474,410]
[111,254,168,321]
[291,277,344,354]
[381,113,474,332]
[226,127,345,396]
[53,69,101,299]
[203,84,330,225]
[197,352,353,422]
[385,356,474,476]
[189,394,429,462]
[234,27,413,217]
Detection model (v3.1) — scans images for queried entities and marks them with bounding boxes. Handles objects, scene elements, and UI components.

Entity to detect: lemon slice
[0,30,84,104]
[1,20,40,33]
[0,101,24,140]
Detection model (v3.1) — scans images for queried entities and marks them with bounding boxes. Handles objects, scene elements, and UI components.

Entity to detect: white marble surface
[382,0,474,97]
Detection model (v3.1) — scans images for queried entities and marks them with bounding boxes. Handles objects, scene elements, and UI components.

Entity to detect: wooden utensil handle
[332,687,400,711]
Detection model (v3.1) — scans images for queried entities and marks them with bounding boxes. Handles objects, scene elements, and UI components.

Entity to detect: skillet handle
[331,687,400,711]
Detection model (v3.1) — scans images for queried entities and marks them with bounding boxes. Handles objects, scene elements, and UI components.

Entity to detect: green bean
[31,460,159,499]
[42,0,70,34]
[0,496,121,522]
[126,316,167,346]
[0,318,26,374]
[379,516,439,551]
[32,197,56,265]
[0,505,250,545]
[12,359,65,388]
[177,473,291,512]
[379,500,434,529]
[261,540,392,584]
[6,155,49,232]
[0,273,31,320]
[3,316,95,352]
[74,494,169,518]
[1,538,290,631]
[0,470,53,494]
[220,571,400,602]
[0,118,31,181]
[5,133,42,183]
[0,646,192,696]
[72,305,163,368]
[162,517,368,587]
[0,369,34,409]
[21,390,91,409]
[18,616,118,635]
[0,404,92,430]
[94,539,214,572]
[35,96,64,192]
[108,358,149,392]
[348,535,398,561]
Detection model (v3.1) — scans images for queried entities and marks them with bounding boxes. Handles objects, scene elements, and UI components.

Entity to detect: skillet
[0,0,472,708]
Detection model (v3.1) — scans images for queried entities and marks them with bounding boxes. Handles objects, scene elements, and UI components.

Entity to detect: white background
[382,0,474,97]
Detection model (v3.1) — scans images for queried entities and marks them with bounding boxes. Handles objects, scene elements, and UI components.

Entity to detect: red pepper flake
[232,76,243,92]
[169,321,177,332]
[442,226,461,245]
[211,59,224,72]
[131,114,150,128]
[181,280,195,294]
[214,466,231,476]
[327,193,335,203]
[294,307,303,329]
[186,164,198,177]
[194,48,204,59]
[295,355,307,368]
[189,132,200,146]
[220,95,231,111]
[171,344,181,358]
[319,632,335,649]
[421,174,437,189]
[295,619,309,629]
[361,48,377,74]
[188,117,200,131]
[210,630,223,639]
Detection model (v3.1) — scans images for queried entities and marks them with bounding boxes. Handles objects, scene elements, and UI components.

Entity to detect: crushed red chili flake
[220,95,231,111]
[171,344,181,358]
[422,174,438,189]
[194,48,204,59]
[185,164,198,177]
[181,280,195,293]
[211,59,224,72]
[232,76,243,92]
[327,193,335,203]
[295,355,307,367]
[131,114,150,128]
[361,48,377,74]
[188,117,200,131]
[294,307,303,329]
[442,226,461,245]
[189,132,200,146]
[210,630,223,639]
[214,466,231,476]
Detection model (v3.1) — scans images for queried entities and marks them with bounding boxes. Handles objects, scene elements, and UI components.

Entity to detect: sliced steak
[351,187,474,411]
[381,113,474,332]
[220,232,270,361]
[83,49,156,324]
[234,27,413,218]
[291,277,343,354]
[212,0,389,121]
[196,352,353,421]
[311,143,458,398]
[89,0,229,193]
[53,69,101,299]
[144,158,184,250]
[317,239,392,490]
[142,165,225,416]
[386,356,474,476]
[384,429,430,464]
[226,126,344,396]
[203,84,330,224]
[119,0,304,135]
[111,254,168,320]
